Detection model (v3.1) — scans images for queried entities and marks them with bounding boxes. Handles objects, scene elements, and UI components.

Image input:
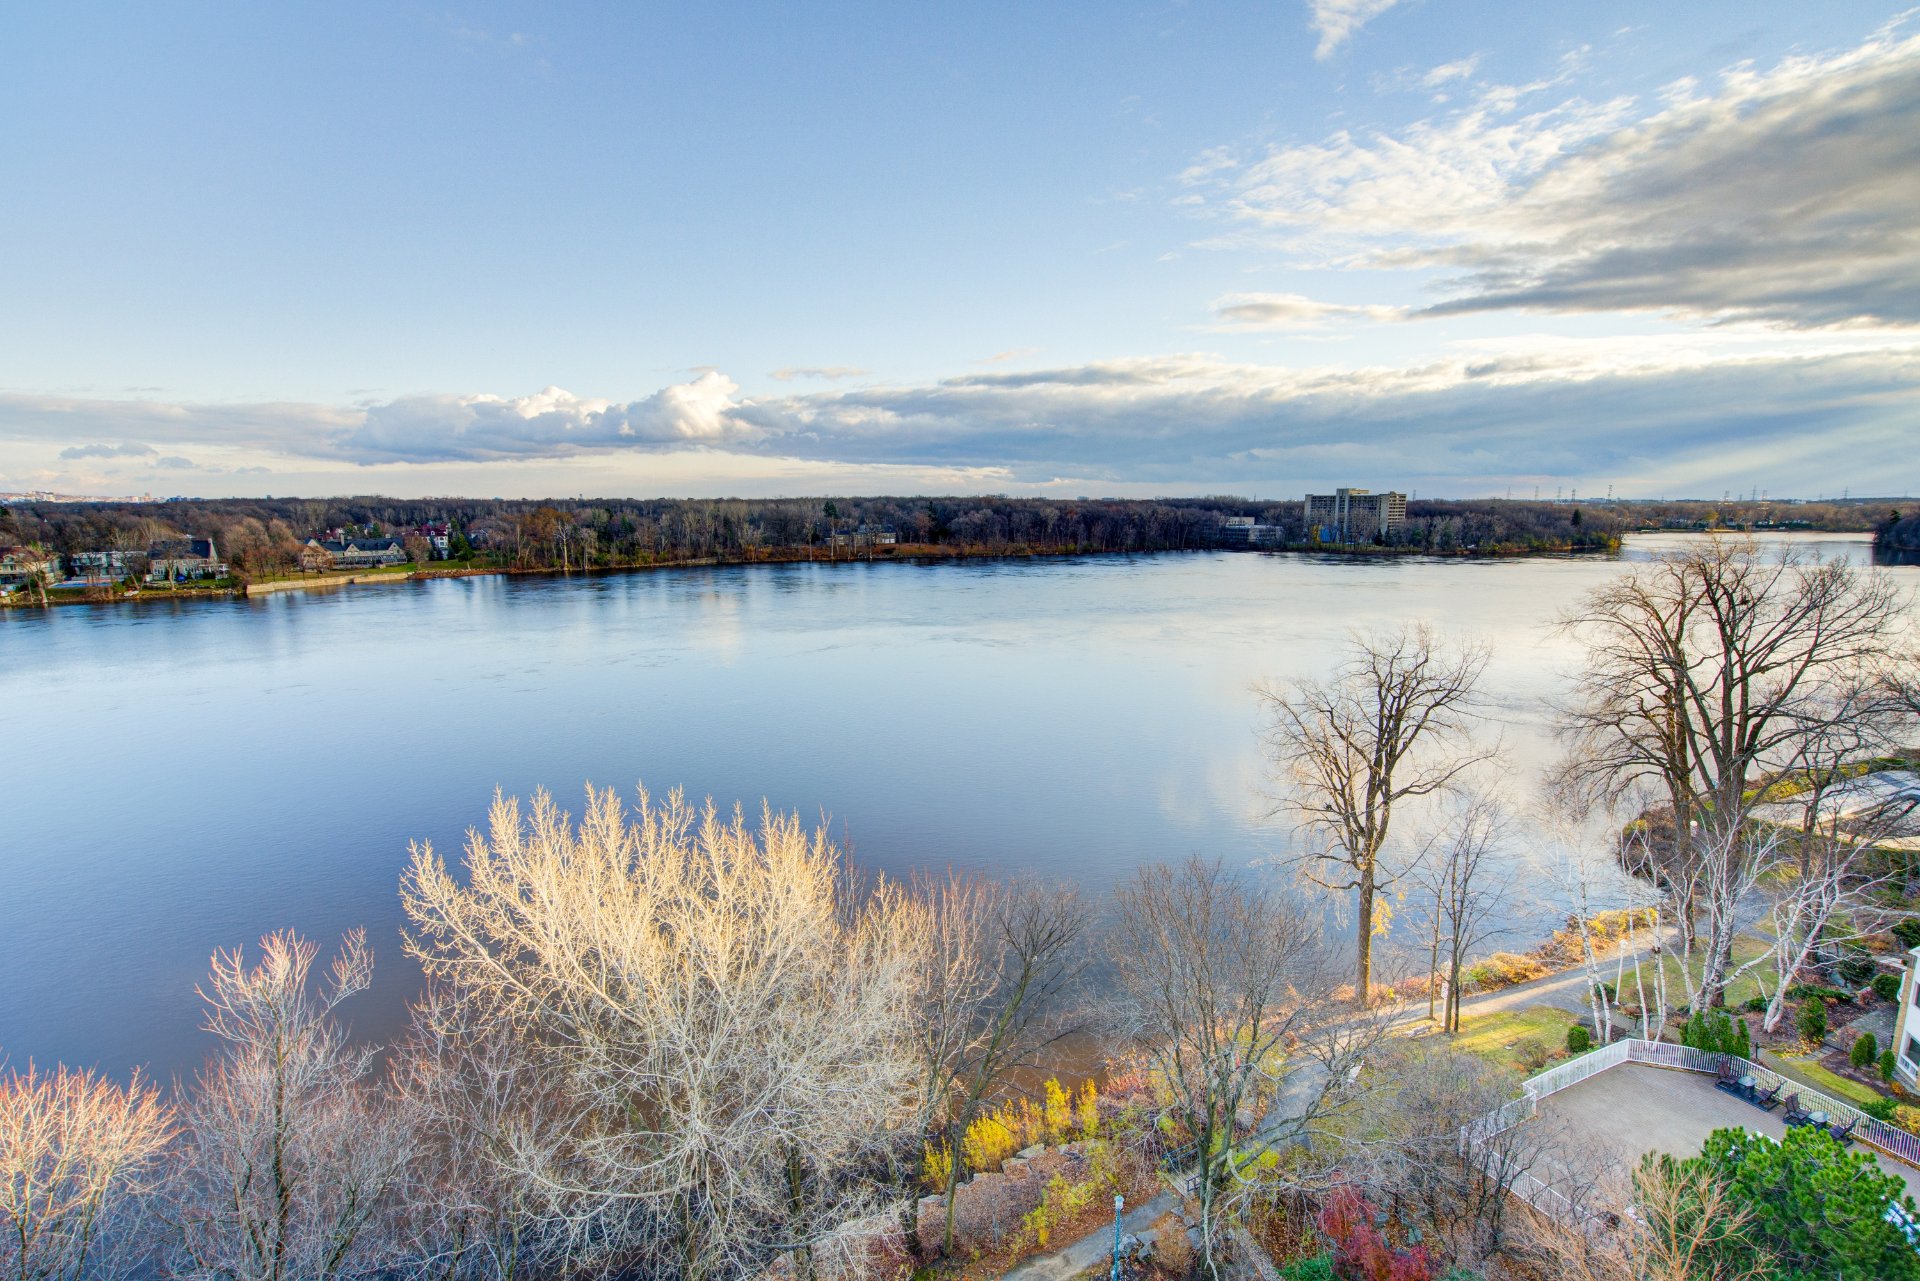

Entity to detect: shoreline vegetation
[1,491,1906,609]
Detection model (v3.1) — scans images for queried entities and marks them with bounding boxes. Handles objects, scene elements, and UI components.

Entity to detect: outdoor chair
[1782,1094,1809,1126]
[1829,1117,1857,1145]
[1749,1082,1782,1111]
[1714,1059,1742,1094]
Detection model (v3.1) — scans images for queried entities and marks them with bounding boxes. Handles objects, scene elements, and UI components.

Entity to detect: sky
[2,1,1917,500]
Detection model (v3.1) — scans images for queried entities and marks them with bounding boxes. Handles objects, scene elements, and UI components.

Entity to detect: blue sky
[3,1,1917,498]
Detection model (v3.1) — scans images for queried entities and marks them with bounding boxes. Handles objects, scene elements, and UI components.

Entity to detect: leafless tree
[388,986,572,1281]
[904,873,1086,1255]
[1110,856,1374,1279]
[400,785,925,1281]
[1554,537,1908,1007]
[1344,1039,1564,1268]
[1260,625,1492,1005]
[0,1063,173,1281]
[1539,800,1673,1043]
[167,929,413,1281]
[1410,790,1513,1033]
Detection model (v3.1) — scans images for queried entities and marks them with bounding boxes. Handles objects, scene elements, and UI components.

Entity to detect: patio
[1534,1062,1920,1200]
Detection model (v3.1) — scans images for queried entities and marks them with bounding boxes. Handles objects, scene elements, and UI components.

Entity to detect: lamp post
[1110,1193,1124,1281]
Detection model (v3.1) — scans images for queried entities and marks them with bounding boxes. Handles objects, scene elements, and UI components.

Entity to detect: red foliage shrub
[1315,1188,1437,1281]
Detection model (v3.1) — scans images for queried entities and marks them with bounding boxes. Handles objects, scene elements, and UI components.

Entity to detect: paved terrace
[1536,1062,1920,1200]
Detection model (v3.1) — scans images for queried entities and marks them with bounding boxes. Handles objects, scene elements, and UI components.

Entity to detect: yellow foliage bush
[922,1140,953,1192]
[958,1077,1102,1175]
[1895,1105,1920,1136]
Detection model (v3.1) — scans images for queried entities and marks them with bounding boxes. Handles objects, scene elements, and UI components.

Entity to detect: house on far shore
[1221,515,1285,546]
[303,536,409,570]
[0,546,59,593]
[146,538,225,582]
[828,525,898,550]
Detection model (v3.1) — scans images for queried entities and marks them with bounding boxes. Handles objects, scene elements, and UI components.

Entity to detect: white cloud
[768,366,871,382]
[1422,55,1481,88]
[1190,23,1920,329]
[341,373,756,461]
[1209,292,1404,329]
[1307,0,1402,61]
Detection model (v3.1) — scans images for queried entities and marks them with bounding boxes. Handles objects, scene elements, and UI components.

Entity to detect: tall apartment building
[1304,488,1407,543]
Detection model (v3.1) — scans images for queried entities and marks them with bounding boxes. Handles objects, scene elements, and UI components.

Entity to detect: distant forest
[0,492,1898,580]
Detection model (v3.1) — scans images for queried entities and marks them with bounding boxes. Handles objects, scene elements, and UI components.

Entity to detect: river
[0,532,1904,1079]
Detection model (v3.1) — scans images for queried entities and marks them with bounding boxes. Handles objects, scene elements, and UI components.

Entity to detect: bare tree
[400,785,925,1281]
[0,1063,173,1281]
[904,874,1086,1255]
[1111,856,1373,1279]
[1260,625,1492,1004]
[1344,1039,1561,1268]
[1410,790,1513,1033]
[168,929,412,1281]
[1554,537,1908,1007]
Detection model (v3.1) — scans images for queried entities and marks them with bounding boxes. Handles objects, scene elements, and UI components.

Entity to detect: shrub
[1788,982,1852,1004]
[1853,1033,1881,1069]
[1744,995,1768,1013]
[1883,1049,1900,1083]
[1484,953,1547,986]
[1682,1008,1750,1058]
[1862,1095,1898,1122]
[1567,1025,1592,1055]
[1894,918,1920,949]
[1895,1104,1920,1135]
[1279,1256,1335,1281]
[1315,1188,1438,1281]
[1839,948,1876,987]
[1798,996,1828,1046]
[1874,972,1903,1002]
[921,1141,953,1192]
[1514,1037,1554,1073]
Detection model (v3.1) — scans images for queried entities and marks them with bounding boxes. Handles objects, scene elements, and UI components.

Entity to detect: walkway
[998,1192,1177,1281]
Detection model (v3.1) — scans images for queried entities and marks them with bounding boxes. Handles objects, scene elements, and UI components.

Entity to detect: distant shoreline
[0,538,1642,610]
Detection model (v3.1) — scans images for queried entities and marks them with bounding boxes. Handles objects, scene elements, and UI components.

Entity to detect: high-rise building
[1304,488,1407,543]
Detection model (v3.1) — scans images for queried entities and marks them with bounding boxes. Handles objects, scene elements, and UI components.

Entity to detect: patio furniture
[1714,1059,1742,1094]
[1829,1118,1857,1145]
[1806,1110,1830,1129]
[1749,1082,1782,1111]
[1782,1094,1810,1126]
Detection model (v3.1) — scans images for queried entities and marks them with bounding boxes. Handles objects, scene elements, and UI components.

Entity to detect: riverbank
[0,537,1636,610]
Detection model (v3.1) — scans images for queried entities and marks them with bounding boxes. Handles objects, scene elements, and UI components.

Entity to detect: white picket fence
[1460,1037,1920,1232]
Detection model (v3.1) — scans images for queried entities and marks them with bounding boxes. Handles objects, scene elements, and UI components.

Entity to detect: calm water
[0,533,1904,1079]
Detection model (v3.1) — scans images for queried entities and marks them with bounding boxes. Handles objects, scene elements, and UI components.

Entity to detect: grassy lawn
[1758,1048,1889,1108]
[1451,1005,1579,1077]
[1612,932,1778,1012]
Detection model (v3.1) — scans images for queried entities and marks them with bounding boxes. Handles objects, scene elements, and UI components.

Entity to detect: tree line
[4,536,1919,1281]
[23,492,1899,583]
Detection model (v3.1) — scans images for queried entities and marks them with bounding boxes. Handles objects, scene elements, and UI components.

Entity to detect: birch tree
[1261,625,1492,1004]
[400,785,925,1281]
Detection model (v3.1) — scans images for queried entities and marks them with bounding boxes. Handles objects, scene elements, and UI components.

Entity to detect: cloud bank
[1192,23,1920,329]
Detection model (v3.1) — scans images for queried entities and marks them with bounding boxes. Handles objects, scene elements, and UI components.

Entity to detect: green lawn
[1450,1005,1579,1077]
[1758,1049,1889,1109]
[1611,932,1778,1013]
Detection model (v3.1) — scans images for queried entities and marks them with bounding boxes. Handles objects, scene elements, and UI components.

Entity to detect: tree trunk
[1355,864,1376,1006]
